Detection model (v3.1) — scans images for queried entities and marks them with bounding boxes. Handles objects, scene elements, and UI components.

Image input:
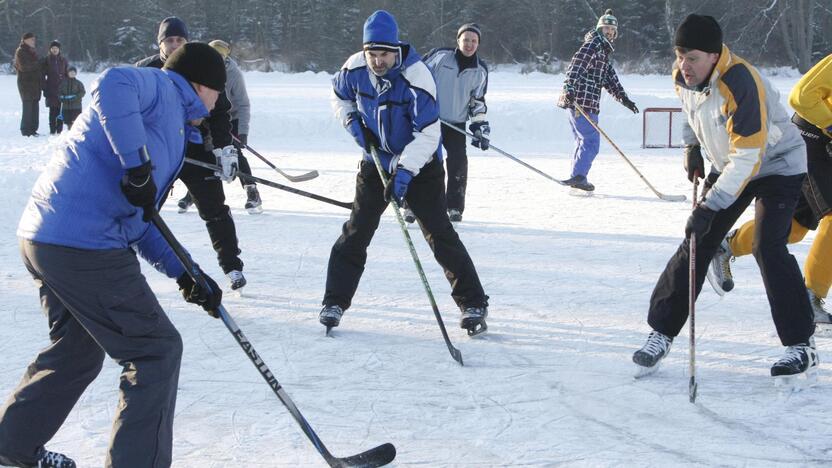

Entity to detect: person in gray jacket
[210,39,263,213]
[423,23,489,223]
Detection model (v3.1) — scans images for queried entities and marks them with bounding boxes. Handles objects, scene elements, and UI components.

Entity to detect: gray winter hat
[457,23,482,40]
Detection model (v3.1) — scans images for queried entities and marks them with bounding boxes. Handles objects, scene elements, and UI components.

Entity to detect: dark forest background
[2,0,830,73]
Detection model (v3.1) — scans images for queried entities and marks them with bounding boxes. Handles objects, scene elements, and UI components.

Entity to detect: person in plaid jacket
[557,9,638,192]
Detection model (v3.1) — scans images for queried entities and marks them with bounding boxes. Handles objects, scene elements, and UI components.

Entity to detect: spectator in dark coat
[57,66,85,129]
[43,40,69,135]
[14,32,42,137]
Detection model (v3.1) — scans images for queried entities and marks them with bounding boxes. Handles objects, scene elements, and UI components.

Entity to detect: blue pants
[568,110,600,178]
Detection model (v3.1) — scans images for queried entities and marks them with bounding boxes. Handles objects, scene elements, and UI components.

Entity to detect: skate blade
[466,322,488,337]
[177,207,189,214]
[633,362,661,379]
[814,323,832,337]
[247,206,264,215]
[705,269,726,297]
[774,368,818,391]
[568,188,594,197]
[325,325,336,337]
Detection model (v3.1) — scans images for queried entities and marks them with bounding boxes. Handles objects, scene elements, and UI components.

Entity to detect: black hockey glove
[701,171,719,196]
[621,97,639,114]
[237,133,248,147]
[177,269,223,318]
[469,121,490,151]
[684,145,705,183]
[685,204,716,239]
[121,160,157,222]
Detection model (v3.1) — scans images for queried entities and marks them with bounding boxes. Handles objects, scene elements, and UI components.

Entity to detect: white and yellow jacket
[789,53,832,138]
[674,44,806,211]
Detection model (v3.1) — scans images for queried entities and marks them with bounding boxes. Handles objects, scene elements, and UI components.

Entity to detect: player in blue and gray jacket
[321,10,490,336]
[0,43,225,468]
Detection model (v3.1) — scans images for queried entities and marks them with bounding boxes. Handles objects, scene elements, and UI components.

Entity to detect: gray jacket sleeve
[226,60,251,135]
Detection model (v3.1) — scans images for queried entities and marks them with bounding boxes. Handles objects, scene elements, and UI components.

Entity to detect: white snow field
[1,67,830,467]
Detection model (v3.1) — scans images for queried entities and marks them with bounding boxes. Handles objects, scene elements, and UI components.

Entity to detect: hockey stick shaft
[368,146,463,365]
[440,120,567,186]
[184,158,352,210]
[231,134,320,183]
[688,178,699,403]
[151,213,395,467]
[572,104,686,202]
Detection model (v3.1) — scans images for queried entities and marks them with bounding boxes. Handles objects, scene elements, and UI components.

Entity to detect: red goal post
[642,107,684,149]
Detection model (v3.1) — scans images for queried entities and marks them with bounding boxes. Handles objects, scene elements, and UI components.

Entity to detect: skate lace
[39,451,74,468]
[776,345,807,366]
[322,305,343,317]
[642,332,670,356]
[228,270,244,282]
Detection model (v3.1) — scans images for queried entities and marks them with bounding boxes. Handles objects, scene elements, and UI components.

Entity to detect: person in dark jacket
[14,32,42,137]
[136,17,249,291]
[556,9,639,192]
[0,42,226,468]
[43,40,69,135]
[57,66,85,129]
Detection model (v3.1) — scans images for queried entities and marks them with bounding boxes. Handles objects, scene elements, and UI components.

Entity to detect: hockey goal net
[642,107,684,148]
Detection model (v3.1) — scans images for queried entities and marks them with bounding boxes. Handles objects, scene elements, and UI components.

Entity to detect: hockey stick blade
[232,134,320,183]
[659,193,687,202]
[327,442,396,468]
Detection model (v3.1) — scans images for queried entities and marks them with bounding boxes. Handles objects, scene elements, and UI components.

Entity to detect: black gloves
[121,160,157,222]
[469,121,490,150]
[177,270,222,318]
[702,171,719,195]
[621,97,639,114]
[684,145,705,182]
[685,204,716,239]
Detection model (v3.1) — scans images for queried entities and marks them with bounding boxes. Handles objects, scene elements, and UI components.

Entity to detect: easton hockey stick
[572,103,687,202]
[184,158,352,210]
[151,212,396,467]
[231,134,320,183]
[689,176,700,403]
[368,146,464,365]
[440,120,567,186]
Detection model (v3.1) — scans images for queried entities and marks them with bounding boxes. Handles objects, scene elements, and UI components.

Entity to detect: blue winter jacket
[17,67,209,278]
[331,44,442,175]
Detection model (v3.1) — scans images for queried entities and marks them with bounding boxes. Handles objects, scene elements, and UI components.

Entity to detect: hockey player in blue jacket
[320,10,490,336]
[0,43,226,468]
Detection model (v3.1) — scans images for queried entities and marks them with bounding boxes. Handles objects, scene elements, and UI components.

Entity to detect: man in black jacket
[137,16,248,291]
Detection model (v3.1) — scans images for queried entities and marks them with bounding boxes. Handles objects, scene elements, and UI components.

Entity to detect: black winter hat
[163,42,226,92]
[674,14,723,54]
[21,32,35,41]
[157,16,189,44]
[457,23,482,41]
[50,40,61,49]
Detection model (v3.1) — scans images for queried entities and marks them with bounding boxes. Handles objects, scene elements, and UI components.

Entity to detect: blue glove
[346,113,378,152]
[384,166,414,205]
[469,121,490,150]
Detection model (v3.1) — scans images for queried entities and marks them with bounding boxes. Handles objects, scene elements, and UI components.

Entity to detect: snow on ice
[0,69,829,466]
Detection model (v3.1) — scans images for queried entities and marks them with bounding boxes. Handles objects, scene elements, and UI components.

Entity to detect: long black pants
[231,119,255,190]
[20,99,38,136]
[0,241,182,467]
[62,109,81,130]
[647,173,814,346]
[324,157,488,310]
[178,145,243,274]
[48,105,62,135]
[442,122,468,213]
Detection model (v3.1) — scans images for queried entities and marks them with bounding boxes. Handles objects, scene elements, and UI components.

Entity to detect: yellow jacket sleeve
[789,54,832,136]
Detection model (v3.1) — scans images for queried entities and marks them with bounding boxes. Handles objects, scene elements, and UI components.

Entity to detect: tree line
[2,0,830,74]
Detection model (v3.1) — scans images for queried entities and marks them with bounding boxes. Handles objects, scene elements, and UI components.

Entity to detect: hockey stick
[151,212,396,468]
[231,134,320,183]
[368,146,463,366]
[184,158,352,210]
[689,176,700,404]
[440,120,567,186]
[572,103,687,202]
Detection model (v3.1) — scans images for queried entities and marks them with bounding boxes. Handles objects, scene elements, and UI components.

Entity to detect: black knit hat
[157,16,189,44]
[50,40,61,49]
[163,42,226,92]
[21,32,35,41]
[674,14,723,54]
[457,23,482,41]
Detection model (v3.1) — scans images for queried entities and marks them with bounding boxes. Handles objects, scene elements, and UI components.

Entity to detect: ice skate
[771,339,819,390]
[810,290,832,336]
[177,192,193,213]
[227,270,246,294]
[706,230,735,296]
[0,448,77,468]
[460,305,488,336]
[244,184,263,214]
[320,304,344,335]
[448,209,462,223]
[403,208,416,224]
[633,330,673,378]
